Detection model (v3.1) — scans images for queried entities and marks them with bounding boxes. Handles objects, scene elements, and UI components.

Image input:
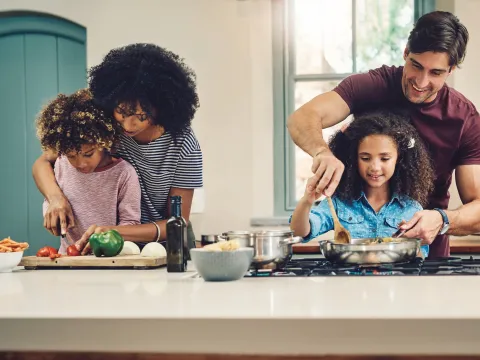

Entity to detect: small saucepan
[221,230,302,270]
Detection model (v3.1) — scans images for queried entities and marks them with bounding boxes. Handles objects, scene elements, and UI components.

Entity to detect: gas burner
[459,257,480,266]
[246,256,480,277]
[422,257,462,266]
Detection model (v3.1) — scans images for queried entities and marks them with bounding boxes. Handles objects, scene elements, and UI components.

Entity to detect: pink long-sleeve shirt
[42,156,141,254]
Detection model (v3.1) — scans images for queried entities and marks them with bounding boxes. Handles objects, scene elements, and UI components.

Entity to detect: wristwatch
[433,208,450,235]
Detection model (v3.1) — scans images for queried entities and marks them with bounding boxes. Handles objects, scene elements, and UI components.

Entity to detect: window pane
[294,0,352,75]
[294,81,351,201]
[355,0,414,72]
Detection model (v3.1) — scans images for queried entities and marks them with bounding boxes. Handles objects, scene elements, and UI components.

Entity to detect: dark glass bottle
[166,195,188,272]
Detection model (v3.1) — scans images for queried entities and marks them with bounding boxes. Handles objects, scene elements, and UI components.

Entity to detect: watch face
[440,224,450,235]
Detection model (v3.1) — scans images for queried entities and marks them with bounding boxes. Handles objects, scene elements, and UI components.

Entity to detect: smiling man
[287,11,480,258]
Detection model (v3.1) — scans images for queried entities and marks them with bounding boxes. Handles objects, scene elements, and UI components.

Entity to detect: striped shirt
[114,127,203,224]
[43,156,141,254]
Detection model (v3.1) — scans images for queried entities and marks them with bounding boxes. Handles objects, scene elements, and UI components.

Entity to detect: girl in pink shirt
[36,89,141,254]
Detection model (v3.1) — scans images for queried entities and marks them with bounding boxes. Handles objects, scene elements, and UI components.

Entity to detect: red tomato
[36,246,58,257]
[66,245,80,256]
[50,253,62,260]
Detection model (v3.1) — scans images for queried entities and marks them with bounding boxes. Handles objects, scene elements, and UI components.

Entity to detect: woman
[32,43,203,253]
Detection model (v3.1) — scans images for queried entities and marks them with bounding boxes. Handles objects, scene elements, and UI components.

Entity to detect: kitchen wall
[0,0,478,237]
[436,0,480,215]
[0,0,274,236]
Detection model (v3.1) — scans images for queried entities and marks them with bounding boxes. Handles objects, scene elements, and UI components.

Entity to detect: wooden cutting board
[19,254,166,270]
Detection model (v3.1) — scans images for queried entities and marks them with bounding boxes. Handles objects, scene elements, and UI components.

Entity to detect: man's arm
[446,165,480,235]
[286,91,350,196]
[401,165,480,242]
[33,153,75,235]
[286,91,350,157]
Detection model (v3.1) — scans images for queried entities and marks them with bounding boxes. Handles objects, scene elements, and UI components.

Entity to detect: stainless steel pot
[319,237,421,264]
[195,234,222,248]
[250,230,302,269]
[220,231,255,248]
[218,230,302,269]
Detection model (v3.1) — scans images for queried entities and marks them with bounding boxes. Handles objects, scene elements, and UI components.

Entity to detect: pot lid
[254,230,293,237]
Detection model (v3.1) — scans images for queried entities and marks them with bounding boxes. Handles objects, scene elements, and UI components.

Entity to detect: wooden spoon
[326,196,351,244]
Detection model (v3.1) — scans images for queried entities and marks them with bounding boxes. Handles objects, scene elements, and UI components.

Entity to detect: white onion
[141,242,167,257]
[119,241,140,255]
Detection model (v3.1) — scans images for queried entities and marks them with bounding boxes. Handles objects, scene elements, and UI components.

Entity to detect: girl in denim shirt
[290,109,435,257]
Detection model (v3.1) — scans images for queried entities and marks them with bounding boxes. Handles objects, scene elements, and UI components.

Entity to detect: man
[287,11,480,258]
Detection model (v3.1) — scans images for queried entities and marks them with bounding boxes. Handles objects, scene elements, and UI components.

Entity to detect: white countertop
[2,263,480,355]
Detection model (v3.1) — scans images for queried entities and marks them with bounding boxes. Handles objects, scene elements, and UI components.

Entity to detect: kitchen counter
[2,264,480,357]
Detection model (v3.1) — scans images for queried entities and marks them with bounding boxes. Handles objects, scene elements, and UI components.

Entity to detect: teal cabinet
[0,14,86,254]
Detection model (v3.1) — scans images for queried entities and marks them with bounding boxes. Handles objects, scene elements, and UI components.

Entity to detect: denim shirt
[293,192,429,257]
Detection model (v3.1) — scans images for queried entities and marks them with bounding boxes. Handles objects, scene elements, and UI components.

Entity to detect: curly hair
[88,43,200,139]
[36,89,122,155]
[328,109,435,207]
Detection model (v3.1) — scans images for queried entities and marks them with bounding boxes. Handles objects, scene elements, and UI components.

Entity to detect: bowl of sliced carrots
[0,237,29,273]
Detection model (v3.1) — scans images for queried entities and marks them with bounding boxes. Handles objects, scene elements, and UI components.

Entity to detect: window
[273,0,436,216]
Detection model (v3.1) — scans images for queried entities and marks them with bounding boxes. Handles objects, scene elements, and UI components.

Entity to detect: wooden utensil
[326,196,351,244]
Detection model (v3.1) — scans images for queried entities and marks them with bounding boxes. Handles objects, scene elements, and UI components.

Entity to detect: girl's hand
[44,195,75,236]
[302,181,321,206]
[75,225,112,255]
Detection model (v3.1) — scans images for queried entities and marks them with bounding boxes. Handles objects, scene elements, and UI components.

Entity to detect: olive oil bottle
[166,196,188,272]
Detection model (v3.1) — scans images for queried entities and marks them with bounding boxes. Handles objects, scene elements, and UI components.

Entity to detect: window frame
[272,0,436,216]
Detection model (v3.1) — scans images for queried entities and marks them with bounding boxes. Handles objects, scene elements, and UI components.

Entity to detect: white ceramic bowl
[0,251,23,273]
[190,247,254,281]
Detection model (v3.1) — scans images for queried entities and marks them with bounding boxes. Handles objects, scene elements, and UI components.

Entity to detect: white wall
[435,0,480,211]
[0,0,275,236]
[451,0,480,107]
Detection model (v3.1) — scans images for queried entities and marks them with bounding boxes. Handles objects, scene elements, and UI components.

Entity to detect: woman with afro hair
[33,43,202,254]
[290,109,435,257]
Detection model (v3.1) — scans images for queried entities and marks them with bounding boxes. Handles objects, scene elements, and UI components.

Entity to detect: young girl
[37,89,141,254]
[290,109,435,257]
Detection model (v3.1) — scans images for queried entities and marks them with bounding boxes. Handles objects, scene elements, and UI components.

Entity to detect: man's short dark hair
[407,11,469,67]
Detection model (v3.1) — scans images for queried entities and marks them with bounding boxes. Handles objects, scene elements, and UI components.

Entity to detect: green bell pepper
[89,230,124,257]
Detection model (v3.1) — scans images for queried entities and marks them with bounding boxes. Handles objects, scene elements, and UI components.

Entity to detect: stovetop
[246,256,480,277]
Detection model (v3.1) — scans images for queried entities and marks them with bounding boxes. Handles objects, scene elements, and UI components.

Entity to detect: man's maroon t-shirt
[333,65,480,258]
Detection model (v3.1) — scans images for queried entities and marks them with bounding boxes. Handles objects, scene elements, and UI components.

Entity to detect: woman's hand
[44,195,75,236]
[75,225,113,255]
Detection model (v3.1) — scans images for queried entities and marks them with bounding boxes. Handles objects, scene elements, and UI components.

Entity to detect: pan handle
[279,236,303,245]
[392,228,406,238]
[318,240,328,251]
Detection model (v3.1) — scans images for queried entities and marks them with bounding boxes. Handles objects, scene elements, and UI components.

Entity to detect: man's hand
[44,195,75,236]
[75,224,112,255]
[399,210,444,245]
[309,148,345,197]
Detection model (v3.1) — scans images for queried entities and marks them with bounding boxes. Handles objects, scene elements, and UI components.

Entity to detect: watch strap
[433,208,449,235]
